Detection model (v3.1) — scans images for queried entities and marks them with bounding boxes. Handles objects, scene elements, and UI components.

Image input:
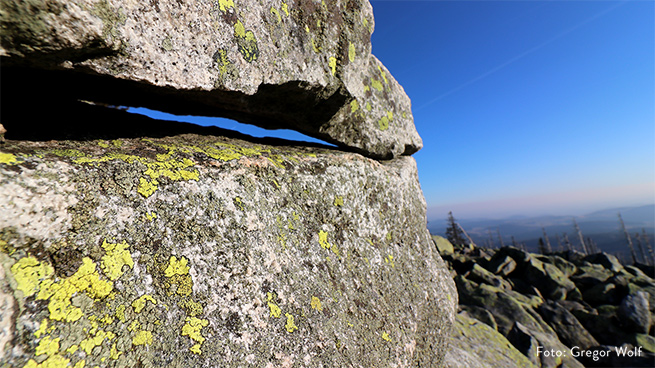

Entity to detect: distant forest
[430,204,655,265]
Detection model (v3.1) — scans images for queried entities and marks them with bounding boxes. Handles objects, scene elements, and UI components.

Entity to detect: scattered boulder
[446,313,537,368]
[485,254,517,276]
[433,235,454,256]
[619,291,652,334]
[583,253,624,273]
[507,321,585,368]
[538,300,599,349]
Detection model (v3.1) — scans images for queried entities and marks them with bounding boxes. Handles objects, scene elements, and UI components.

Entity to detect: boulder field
[437,235,655,368]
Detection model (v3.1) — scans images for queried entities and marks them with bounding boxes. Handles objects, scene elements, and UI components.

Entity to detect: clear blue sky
[132,0,654,220]
[370,0,654,220]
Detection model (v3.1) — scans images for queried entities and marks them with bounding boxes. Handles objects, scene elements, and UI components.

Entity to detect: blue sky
[132,0,654,220]
[370,0,654,219]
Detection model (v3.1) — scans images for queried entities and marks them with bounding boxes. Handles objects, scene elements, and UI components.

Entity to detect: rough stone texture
[0,135,455,367]
[0,0,421,159]
[445,313,536,368]
[619,291,652,334]
[537,301,598,350]
[507,322,584,368]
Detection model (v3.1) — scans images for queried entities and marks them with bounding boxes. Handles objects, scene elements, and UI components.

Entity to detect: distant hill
[428,204,655,261]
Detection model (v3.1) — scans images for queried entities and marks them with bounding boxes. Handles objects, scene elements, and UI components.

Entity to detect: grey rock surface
[0,0,421,159]
[0,135,455,367]
[619,291,652,334]
[445,313,536,368]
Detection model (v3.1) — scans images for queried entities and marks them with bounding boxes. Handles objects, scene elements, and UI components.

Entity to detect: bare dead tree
[635,232,648,265]
[457,223,475,247]
[556,234,563,252]
[487,230,495,249]
[618,212,637,265]
[642,228,655,266]
[586,237,598,254]
[497,228,505,248]
[542,227,553,254]
[573,218,588,255]
[562,233,572,252]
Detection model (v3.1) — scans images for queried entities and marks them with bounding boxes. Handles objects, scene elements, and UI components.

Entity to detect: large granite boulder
[0,0,421,159]
[0,134,456,367]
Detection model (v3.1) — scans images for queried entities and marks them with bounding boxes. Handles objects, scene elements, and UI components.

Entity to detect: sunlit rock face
[0,0,421,159]
[0,134,456,367]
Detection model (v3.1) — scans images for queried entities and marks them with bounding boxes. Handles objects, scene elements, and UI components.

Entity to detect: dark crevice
[1,65,349,146]
[0,65,350,151]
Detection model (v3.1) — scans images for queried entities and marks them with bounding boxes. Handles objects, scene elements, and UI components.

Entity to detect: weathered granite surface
[0,135,456,367]
[0,0,421,159]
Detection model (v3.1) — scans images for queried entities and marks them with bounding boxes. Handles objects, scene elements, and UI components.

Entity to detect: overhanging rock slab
[0,135,455,367]
[0,0,422,159]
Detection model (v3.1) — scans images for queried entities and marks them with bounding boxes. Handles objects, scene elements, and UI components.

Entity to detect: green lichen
[334,196,344,207]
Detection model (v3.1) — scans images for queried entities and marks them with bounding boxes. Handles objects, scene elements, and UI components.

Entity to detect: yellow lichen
[115,305,126,322]
[310,296,323,312]
[182,317,208,354]
[34,319,48,338]
[371,79,383,92]
[318,230,331,250]
[382,332,391,342]
[73,360,85,368]
[37,257,113,322]
[270,7,281,23]
[137,178,158,198]
[365,102,372,111]
[100,240,134,281]
[132,330,153,346]
[80,330,115,354]
[350,100,359,113]
[165,255,190,277]
[378,65,388,84]
[328,57,337,76]
[378,116,389,131]
[267,292,282,318]
[110,343,121,359]
[219,0,234,11]
[23,354,70,368]
[132,294,157,313]
[281,1,289,16]
[66,345,78,354]
[35,335,60,356]
[284,313,298,333]
[334,196,343,207]
[145,212,157,221]
[0,152,18,165]
[348,43,356,62]
[10,256,54,297]
[385,255,395,268]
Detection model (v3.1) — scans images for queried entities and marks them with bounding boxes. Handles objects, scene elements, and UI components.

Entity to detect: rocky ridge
[436,235,655,368]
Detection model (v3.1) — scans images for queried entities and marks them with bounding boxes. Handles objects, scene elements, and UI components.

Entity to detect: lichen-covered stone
[445,313,536,368]
[0,0,421,159]
[0,134,455,367]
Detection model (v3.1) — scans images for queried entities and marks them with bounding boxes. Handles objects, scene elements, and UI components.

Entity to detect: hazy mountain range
[428,204,655,261]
